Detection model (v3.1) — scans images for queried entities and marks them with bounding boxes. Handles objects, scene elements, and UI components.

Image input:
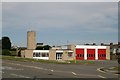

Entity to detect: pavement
[1,60,120,79]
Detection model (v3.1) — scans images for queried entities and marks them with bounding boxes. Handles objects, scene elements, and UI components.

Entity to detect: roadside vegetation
[2,55,95,65]
[1,36,18,56]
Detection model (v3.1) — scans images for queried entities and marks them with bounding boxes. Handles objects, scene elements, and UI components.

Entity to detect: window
[87,54,89,57]
[91,54,93,57]
[104,54,106,57]
[42,53,46,57]
[103,54,106,57]
[80,54,81,57]
[77,54,79,57]
[68,52,73,57]
[39,53,41,57]
[33,53,36,57]
[46,53,49,57]
[36,53,39,57]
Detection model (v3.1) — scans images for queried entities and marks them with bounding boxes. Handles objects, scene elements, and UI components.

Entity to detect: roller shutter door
[76,49,84,60]
[87,49,95,60]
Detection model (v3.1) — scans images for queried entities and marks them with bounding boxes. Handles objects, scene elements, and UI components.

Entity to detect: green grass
[65,60,95,64]
[2,55,68,64]
[2,55,95,65]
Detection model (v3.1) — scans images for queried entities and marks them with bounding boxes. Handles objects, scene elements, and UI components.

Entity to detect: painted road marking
[72,72,77,75]
[97,67,106,73]
[97,75,106,78]
[77,73,96,77]
[97,67,118,77]
[2,66,23,71]
[106,70,117,73]
[10,73,30,78]
[51,70,54,72]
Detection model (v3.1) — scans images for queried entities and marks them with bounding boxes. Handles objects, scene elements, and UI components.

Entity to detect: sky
[2,2,118,47]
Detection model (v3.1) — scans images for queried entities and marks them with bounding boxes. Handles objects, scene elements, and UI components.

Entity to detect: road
[2,60,119,79]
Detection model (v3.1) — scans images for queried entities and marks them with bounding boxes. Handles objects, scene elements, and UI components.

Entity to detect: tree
[93,43,96,45]
[35,45,51,50]
[36,46,44,50]
[43,45,51,50]
[2,36,11,50]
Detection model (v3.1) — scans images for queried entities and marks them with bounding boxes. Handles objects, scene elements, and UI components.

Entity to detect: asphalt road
[2,60,119,79]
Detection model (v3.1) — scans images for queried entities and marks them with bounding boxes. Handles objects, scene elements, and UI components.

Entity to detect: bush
[10,51,17,56]
[2,50,11,56]
[36,46,44,50]
[10,49,16,51]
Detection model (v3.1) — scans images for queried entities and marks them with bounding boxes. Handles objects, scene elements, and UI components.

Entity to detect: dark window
[77,54,79,57]
[94,54,95,57]
[46,53,49,57]
[39,53,41,57]
[82,54,84,57]
[33,53,36,57]
[80,54,82,57]
[87,54,89,57]
[104,54,106,57]
[42,53,46,57]
[68,52,73,57]
[36,53,39,57]
[91,54,93,57]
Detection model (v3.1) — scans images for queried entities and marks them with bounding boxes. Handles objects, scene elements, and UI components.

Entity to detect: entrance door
[56,53,63,60]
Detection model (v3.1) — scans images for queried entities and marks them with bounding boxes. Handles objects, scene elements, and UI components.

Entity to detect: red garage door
[98,49,106,60]
[76,49,84,60]
[87,49,95,60]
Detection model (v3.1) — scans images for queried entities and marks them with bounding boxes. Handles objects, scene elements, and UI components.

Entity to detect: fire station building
[20,31,110,60]
[30,45,110,61]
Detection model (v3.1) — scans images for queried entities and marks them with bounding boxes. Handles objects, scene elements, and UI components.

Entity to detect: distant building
[109,43,119,60]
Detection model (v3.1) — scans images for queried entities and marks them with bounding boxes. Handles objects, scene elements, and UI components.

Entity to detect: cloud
[3,3,118,29]
[2,2,118,46]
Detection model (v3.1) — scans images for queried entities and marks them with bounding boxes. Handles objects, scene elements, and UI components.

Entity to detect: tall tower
[27,31,36,49]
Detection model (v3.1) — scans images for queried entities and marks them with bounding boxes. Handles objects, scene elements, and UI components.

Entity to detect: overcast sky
[2,2,118,47]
